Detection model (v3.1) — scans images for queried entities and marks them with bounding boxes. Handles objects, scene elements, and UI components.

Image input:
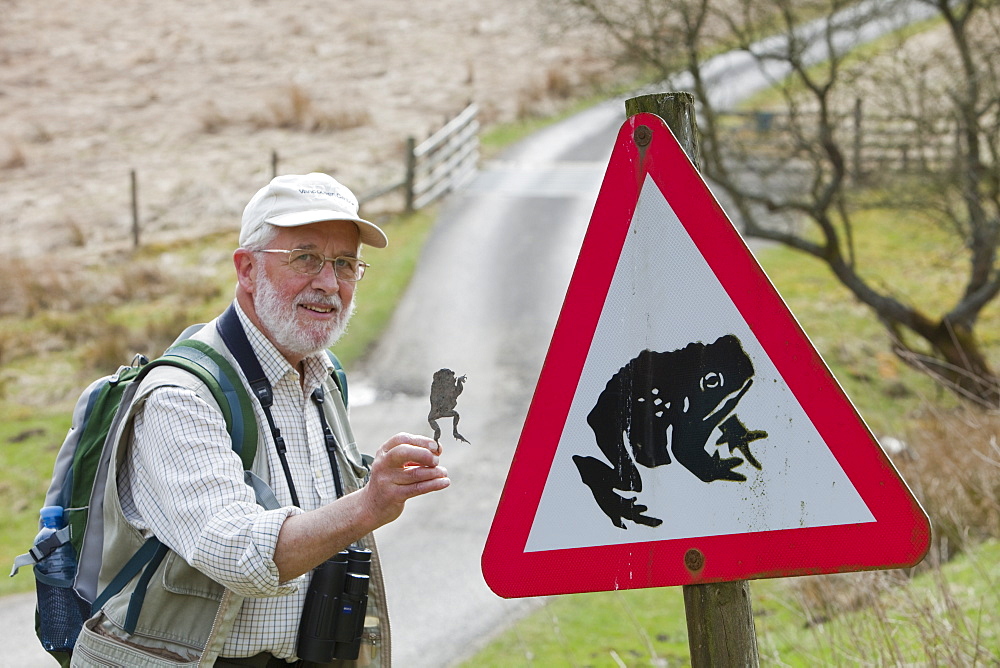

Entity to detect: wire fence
[128,103,480,248]
[124,98,950,249]
[716,98,959,182]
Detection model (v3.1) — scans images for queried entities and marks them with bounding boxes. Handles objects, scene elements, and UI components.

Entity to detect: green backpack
[11,326,347,666]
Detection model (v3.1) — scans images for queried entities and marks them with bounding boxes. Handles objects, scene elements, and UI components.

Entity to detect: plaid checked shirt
[119,303,343,659]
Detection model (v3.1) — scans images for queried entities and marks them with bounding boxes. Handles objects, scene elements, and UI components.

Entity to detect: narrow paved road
[349,99,622,668]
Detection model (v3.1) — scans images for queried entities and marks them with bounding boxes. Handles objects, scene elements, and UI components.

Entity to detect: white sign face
[525,176,874,553]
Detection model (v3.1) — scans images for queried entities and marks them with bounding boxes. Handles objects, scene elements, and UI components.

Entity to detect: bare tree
[564,0,1000,407]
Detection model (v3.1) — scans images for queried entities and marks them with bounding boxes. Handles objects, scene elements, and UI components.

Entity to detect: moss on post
[624,92,703,170]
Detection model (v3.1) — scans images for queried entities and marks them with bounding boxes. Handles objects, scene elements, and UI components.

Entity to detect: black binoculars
[297,545,372,662]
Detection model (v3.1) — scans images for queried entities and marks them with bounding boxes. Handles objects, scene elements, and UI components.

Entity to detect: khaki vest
[72,318,390,667]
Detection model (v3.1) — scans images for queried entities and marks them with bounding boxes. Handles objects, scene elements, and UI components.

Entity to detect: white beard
[253,271,355,359]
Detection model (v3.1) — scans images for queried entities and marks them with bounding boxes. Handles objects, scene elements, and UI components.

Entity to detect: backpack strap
[91,539,167,625]
[326,350,348,408]
[9,526,72,576]
[155,341,259,470]
[91,339,269,631]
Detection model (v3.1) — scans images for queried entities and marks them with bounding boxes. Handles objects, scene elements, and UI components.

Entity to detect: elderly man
[73,173,449,667]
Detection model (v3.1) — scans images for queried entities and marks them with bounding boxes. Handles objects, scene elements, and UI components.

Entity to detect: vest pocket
[75,616,201,666]
[160,551,224,601]
[355,621,381,666]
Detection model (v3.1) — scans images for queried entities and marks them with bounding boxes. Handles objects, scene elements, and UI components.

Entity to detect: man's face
[245,220,361,364]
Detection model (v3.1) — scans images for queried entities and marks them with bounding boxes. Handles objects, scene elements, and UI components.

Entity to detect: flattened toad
[428,368,469,446]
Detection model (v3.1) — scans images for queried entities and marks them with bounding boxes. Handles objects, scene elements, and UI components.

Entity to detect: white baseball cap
[240,173,388,248]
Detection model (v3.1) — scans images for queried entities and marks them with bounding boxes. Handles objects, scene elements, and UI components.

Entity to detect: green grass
[754,541,1000,666]
[468,587,690,667]
[0,406,71,595]
[464,540,1000,667]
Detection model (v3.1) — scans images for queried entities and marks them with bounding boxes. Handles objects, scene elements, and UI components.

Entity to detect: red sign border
[481,113,930,598]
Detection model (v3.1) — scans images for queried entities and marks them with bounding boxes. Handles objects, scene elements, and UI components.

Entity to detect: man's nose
[311,260,342,292]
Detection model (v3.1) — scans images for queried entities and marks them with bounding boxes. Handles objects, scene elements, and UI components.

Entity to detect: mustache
[295,291,343,309]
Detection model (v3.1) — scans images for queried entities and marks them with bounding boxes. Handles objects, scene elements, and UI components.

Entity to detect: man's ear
[234,248,256,294]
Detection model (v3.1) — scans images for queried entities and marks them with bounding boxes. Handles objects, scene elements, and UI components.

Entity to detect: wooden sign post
[625,92,760,667]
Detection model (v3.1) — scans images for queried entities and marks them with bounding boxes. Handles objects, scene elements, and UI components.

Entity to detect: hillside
[0,0,612,256]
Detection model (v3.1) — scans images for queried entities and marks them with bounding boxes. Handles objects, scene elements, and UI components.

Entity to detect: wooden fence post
[404,136,417,213]
[130,168,140,249]
[624,91,761,668]
[852,97,863,184]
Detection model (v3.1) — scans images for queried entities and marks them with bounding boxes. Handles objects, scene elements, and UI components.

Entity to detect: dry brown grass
[897,406,1000,558]
[1,0,619,257]
[0,139,25,170]
[0,248,227,378]
[252,85,373,134]
[780,405,1000,663]
[200,85,374,135]
[198,101,231,135]
[780,560,998,665]
[514,59,615,120]
[81,323,131,372]
[0,259,91,317]
[545,67,575,100]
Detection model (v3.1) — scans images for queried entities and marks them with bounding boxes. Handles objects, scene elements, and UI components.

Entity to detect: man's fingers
[381,444,440,470]
[380,432,441,456]
[366,433,451,508]
[398,463,448,482]
[411,475,451,496]
[403,464,450,494]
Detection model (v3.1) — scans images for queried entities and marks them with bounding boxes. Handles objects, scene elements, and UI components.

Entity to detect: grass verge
[464,540,1000,667]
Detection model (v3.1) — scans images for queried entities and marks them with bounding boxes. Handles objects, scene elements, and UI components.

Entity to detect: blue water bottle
[35,506,76,580]
[34,505,86,652]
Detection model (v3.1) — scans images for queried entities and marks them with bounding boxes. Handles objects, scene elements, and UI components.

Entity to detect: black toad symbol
[573,334,768,529]
[428,368,470,446]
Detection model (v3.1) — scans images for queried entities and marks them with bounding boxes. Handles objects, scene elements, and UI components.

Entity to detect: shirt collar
[233,301,334,393]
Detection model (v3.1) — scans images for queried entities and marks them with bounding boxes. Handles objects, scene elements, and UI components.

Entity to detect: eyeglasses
[256,249,370,281]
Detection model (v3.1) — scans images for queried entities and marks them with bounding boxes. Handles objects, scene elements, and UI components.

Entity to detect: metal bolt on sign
[633,125,653,147]
[684,548,706,573]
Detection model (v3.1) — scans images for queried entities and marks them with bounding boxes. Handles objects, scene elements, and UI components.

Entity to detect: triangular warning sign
[482,113,930,598]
